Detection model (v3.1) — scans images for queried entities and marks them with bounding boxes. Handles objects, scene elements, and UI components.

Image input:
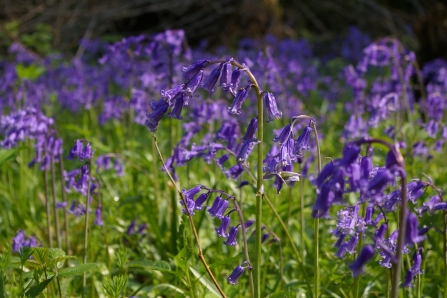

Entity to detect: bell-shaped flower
[348,244,375,277]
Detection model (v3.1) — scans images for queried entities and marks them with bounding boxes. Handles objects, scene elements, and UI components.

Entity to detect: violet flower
[348,244,375,277]
[227,264,245,285]
[146,99,169,132]
[182,60,209,80]
[215,216,230,237]
[224,226,238,246]
[227,85,252,115]
[202,63,222,96]
[262,91,282,122]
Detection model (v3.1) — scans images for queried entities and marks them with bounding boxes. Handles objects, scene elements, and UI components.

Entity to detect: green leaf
[0,149,18,167]
[57,263,97,278]
[25,277,54,297]
[189,267,221,297]
[31,248,49,265]
[15,64,45,81]
[175,246,192,273]
[126,260,171,271]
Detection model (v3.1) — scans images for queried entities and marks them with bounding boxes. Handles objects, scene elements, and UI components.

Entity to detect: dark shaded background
[1,0,446,63]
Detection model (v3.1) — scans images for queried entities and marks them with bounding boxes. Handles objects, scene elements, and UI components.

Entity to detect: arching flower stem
[152,134,227,298]
[351,137,407,298]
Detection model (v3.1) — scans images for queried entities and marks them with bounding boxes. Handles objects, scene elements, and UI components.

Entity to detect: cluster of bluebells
[180,185,259,284]
[12,230,38,253]
[312,139,432,286]
[95,154,124,176]
[123,219,148,244]
[0,108,64,170]
[146,57,283,133]
[342,38,416,140]
[419,59,447,152]
[263,120,314,193]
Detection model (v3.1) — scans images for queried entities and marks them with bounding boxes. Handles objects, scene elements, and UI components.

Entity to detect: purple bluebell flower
[202,63,222,96]
[215,216,231,237]
[182,185,202,201]
[360,154,372,180]
[335,242,348,258]
[161,84,185,105]
[364,206,374,225]
[94,206,104,226]
[56,201,68,209]
[126,220,136,235]
[80,142,93,161]
[67,201,87,217]
[418,226,430,236]
[348,244,375,277]
[12,230,37,253]
[182,60,209,80]
[168,93,186,120]
[114,158,124,176]
[137,223,147,235]
[227,85,252,115]
[407,181,426,203]
[367,168,394,197]
[262,91,282,122]
[314,160,336,188]
[346,234,359,254]
[340,143,361,167]
[385,150,398,169]
[194,192,210,210]
[383,190,400,211]
[224,226,238,246]
[181,197,195,215]
[220,59,233,91]
[207,196,227,218]
[12,230,25,253]
[293,125,312,157]
[312,184,335,218]
[39,153,50,171]
[225,164,244,180]
[146,99,169,132]
[261,233,270,243]
[415,195,440,216]
[184,70,203,98]
[280,139,295,166]
[348,163,361,192]
[242,118,258,141]
[402,248,423,288]
[245,220,254,228]
[67,140,83,160]
[229,68,243,95]
[237,180,250,188]
[227,264,245,285]
[374,223,388,248]
[405,212,425,246]
[334,233,346,248]
[273,124,292,144]
[236,139,259,166]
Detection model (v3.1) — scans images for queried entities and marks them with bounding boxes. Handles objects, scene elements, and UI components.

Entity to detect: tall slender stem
[353,203,366,298]
[82,160,92,298]
[50,156,61,248]
[230,60,264,298]
[311,121,322,298]
[152,134,226,298]
[300,166,305,265]
[230,197,254,298]
[443,211,447,298]
[352,137,406,298]
[44,167,53,248]
[291,115,322,297]
[58,155,71,255]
